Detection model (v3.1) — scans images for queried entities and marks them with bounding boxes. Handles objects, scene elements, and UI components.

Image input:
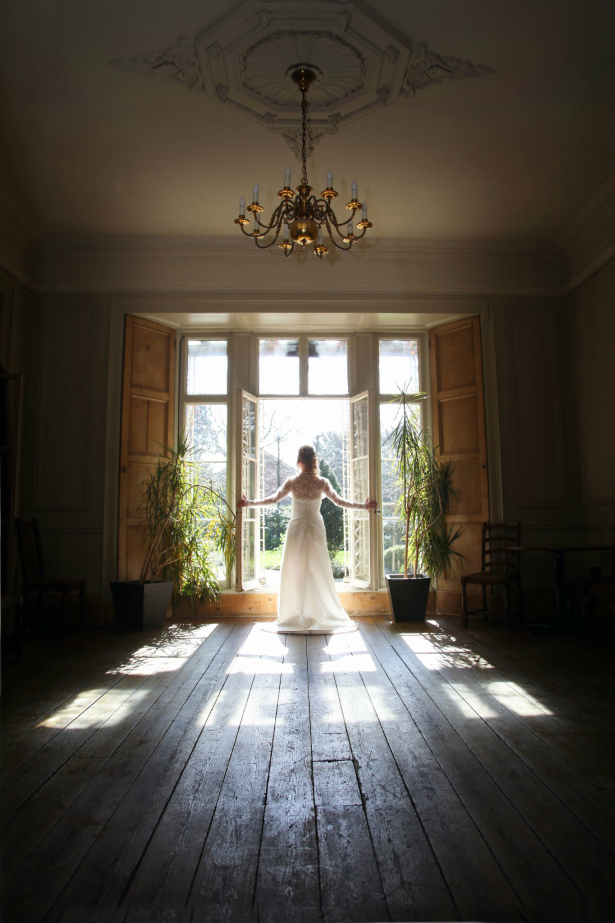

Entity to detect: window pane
[380,401,421,575]
[349,394,370,587]
[184,403,227,580]
[242,394,259,586]
[308,340,348,394]
[378,340,419,394]
[187,340,227,395]
[259,339,299,394]
[185,404,227,495]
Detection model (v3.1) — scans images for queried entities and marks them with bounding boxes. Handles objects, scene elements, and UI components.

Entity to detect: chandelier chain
[301,87,308,185]
[234,66,372,256]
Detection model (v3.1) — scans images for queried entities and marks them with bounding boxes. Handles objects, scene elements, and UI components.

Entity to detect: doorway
[238,390,372,591]
[259,399,349,586]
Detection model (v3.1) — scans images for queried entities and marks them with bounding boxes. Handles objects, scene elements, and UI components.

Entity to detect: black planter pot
[386,574,431,622]
[110,581,173,630]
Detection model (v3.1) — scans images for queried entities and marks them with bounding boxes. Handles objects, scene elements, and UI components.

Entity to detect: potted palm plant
[385,391,461,622]
[111,436,235,629]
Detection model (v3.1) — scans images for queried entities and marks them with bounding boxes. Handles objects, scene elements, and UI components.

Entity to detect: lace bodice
[246,474,369,510]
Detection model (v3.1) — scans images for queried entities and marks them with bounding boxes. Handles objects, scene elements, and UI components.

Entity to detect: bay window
[178,332,427,590]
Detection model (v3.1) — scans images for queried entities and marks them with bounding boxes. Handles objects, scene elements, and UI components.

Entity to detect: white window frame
[375,333,429,588]
[257,334,352,398]
[178,334,231,587]
[176,330,430,591]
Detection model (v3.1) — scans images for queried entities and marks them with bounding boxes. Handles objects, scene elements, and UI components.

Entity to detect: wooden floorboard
[253,635,321,923]
[2,614,615,923]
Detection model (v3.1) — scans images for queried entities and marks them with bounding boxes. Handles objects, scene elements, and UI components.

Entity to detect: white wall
[4,174,614,621]
[18,295,113,616]
[567,261,615,529]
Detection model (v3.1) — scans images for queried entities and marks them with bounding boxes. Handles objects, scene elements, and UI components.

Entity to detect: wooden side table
[506,545,615,630]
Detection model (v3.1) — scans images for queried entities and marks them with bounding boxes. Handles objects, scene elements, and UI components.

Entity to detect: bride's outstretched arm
[237,478,292,508]
[322,479,377,510]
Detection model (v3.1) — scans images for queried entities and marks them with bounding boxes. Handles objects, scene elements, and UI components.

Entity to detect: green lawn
[262,548,284,570]
[262,547,346,571]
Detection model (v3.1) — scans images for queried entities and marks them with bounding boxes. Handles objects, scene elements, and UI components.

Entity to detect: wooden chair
[461,522,522,630]
[15,518,85,635]
[583,582,615,644]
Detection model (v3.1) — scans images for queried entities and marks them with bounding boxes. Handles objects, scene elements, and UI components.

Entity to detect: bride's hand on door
[236,495,249,509]
[366,498,378,510]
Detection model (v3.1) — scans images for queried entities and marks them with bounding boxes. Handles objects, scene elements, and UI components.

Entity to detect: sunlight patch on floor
[320,653,377,673]
[36,687,149,729]
[399,633,495,670]
[126,657,189,675]
[487,681,554,716]
[227,656,294,675]
[444,684,500,719]
[239,625,289,656]
[323,633,368,655]
[442,684,499,719]
[105,623,218,675]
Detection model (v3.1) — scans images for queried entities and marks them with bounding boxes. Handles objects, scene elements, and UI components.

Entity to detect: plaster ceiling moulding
[108,0,494,158]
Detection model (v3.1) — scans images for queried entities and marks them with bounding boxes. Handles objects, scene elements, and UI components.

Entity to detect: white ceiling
[1,0,614,244]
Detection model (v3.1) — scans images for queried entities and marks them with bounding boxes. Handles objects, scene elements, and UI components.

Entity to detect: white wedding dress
[246,473,369,634]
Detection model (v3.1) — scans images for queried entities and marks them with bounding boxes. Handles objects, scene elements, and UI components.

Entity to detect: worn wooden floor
[2,615,615,923]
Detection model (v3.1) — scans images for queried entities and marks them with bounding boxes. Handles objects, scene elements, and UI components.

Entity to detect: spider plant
[137,434,236,606]
[388,390,461,580]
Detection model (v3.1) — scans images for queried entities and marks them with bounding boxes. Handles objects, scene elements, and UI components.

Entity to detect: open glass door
[348,390,374,588]
[235,389,259,590]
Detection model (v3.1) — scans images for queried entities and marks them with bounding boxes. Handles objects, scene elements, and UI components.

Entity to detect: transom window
[258,336,349,396]
[187,340,228,395]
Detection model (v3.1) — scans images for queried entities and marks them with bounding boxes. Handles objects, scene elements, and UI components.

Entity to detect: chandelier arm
[253,233,285,250]
[329,218,354,241]
[325,207,355,232]
[253,203,286,233]
[324,217,352,251]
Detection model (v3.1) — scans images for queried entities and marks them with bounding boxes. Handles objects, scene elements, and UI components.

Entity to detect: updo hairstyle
[297,444,319,475]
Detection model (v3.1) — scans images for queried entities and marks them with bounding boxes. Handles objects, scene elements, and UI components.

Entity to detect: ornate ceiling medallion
[109,0,494,157]
[242,32,366,108]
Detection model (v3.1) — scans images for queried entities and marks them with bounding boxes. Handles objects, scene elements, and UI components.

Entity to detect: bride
[237,445,377,634]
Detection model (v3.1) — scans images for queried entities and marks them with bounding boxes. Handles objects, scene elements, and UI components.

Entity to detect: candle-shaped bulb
[327,169,333,188]
[317,232,323,247]
[283,223,290,241]
[253,183,259,202]
[239,196,245,216]
[362,201,367,220]
[351,179,358,199]
[284,168,291,187]
[348,218,353,237]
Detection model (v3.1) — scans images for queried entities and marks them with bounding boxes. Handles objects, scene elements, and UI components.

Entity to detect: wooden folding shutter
[429,316,489,603]
[118,315,176,581]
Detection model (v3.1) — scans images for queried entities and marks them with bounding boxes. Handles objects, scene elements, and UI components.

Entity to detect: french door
[235,389,259,590]
[234,390,376,591]
[348,390,377,589]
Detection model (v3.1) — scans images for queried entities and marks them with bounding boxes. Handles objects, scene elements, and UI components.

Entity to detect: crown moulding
[109,0,494,158]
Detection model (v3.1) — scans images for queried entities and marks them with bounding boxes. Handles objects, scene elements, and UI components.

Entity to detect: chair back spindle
[483,522,521,576]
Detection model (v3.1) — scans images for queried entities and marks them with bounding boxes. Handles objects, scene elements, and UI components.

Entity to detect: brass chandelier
[234,68,373,258]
